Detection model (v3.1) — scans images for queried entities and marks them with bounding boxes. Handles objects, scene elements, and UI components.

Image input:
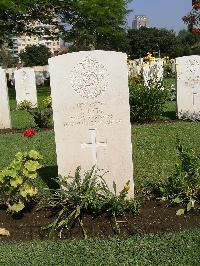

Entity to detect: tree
[0,49,18,68]
[182,3,200,33]
[176,29,200,56]
[1,0,132,52]
[0,0,59,47]
[19,44,52,66]
[127,27,178,58]
[59,0,131,51]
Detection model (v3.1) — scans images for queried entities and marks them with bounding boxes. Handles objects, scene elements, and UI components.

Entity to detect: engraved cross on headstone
[81,129,107,166]
[193,92,198,106]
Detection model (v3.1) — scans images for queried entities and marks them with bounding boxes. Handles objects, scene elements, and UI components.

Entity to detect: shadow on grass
[163,110,177,120]
[39,165,59,190]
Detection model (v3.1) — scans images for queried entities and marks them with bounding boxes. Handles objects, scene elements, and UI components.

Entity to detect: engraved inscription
[184,76,200,88]
[70,56,109,99]
[186,59,200,73]
[64,102,122,127]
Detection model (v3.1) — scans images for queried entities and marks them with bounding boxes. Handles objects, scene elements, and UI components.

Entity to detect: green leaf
[187,199,195,212]
[15,152,25,161]
[10,176,23,187]
[28,150,43,160]
[173,197,182,204]
[113,181,117,194]
[0,172,5,183]
[24,160,40,172]
[9,201,25,213]
[23,169,37,179]
[176,209,185,216]
[4,169,17,178]
[20,184,37,197]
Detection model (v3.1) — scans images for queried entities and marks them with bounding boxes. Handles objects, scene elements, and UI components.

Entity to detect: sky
[127,0,192,33]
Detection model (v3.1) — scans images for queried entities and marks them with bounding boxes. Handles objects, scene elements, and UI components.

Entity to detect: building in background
[132,15,150,30]
[10,21,61,58]
[10,36,61,58]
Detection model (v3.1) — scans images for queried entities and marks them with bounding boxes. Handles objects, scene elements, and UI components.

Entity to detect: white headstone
[14,67,37,106]
[176,55,200,118]
[49,51,134,195]
[0,69,11,129]
[142,63,151,86]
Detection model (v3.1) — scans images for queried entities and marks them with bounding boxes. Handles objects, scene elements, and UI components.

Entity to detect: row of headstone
[0,67,38,129]
[128,59,164,86]
[6,65,49,86]
[0,52,200,196]
[143,60,164,86]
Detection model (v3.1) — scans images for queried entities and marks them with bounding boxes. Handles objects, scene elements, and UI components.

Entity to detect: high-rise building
[10,21,61,57]
[132,15,150,30]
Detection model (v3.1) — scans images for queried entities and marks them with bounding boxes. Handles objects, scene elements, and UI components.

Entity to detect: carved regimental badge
[70,56,109,99]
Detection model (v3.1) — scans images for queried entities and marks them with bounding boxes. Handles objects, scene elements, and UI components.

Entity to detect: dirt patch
[0,200,199,242]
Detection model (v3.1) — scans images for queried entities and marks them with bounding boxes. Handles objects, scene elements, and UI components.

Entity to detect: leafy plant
[19,44,52,67]
[42,96,52,109]
[129,80,169,122]
[28,107,52,128]
[17,100,34,111]
[0,150,43,213]
[43,167,139,238]
[159,141,200,215]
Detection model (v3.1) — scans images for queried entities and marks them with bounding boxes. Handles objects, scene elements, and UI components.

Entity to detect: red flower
[23,128,36,137]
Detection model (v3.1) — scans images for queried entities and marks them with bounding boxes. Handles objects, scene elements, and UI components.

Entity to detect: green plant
[0,150,43,213]
[17,100,34,111]
[43,167,139,238]
[42,96,52,109]
[19,44,52,67]
[28,107,52,128]
[159,141,200,215]
[129,80,169,123]
[104,181,140,234]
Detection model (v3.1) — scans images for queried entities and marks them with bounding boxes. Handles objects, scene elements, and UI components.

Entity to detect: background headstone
[176,55,200,118]
[14,67,37,106]
[0,68,11,129]
[49,51,134,195]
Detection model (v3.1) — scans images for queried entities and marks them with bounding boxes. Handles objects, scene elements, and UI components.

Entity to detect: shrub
[19,44,52,67]
[129,80,169,122]
[159,142,200,215]
[17,100,34,111]
[28,107,52,128]
[42,96,52,109]
[43,167,139,238]
[0,150,43,213]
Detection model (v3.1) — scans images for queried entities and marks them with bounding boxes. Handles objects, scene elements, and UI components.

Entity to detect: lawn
[2,85,200,190]
[1,84,199,264]
[0,229,199,265]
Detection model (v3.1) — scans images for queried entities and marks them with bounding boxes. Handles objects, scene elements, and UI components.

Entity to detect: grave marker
[176,55,200,118]
[49,51,134,195]
[14,67,37,106]
[0,68,11,129]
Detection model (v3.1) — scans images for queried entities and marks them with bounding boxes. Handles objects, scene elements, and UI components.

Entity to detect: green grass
[132,121,200,188]
[1,121,200,191]
[1,82,200,264]
[9,85,51,129]
[0,229,199,265]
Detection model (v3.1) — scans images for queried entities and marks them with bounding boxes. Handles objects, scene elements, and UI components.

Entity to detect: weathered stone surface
[14,67,37,106]
[176,55,200,118]
[0,68,11,129]
[49,51,134,195]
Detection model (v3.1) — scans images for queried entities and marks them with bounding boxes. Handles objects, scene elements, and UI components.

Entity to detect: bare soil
[0,200,199,242]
